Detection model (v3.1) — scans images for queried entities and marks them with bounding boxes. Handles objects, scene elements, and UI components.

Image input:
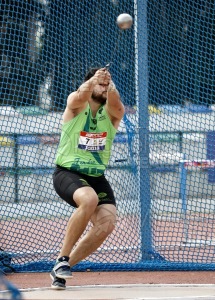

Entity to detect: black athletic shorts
[53,165,116,208]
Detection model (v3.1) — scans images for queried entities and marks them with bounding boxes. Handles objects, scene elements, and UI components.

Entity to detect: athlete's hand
[93,68,111,86]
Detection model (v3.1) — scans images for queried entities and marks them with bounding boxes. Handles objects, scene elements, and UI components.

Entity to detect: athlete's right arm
[62,77,96,122]
[63,69,108,122]
[67,79,94,109]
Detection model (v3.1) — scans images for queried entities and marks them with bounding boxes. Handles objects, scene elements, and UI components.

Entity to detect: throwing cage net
[0,0,215,273]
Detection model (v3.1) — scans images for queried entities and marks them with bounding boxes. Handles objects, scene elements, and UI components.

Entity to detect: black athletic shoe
[50,272,66,290]
[51,260,73,279]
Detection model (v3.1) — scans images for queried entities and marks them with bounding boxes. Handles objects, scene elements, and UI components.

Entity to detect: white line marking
[18,283,215,292]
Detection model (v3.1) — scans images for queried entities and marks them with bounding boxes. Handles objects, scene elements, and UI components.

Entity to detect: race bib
[78,131,107,152]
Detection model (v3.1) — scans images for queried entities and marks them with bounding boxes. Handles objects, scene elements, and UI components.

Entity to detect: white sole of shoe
[51,284,66,290]
[54,274,73,279]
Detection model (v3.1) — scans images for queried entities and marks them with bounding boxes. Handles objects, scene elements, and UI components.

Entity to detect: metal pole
[62,2,70,107]
[14,134,18,203]
[179,158,188,242]
[193,16,200,103]
[136,0,152,260]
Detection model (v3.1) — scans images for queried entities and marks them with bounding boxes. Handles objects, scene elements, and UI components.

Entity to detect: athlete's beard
[91,91,107,105]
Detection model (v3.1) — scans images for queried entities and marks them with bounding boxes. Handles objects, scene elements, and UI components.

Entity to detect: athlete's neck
[89,101,104,118]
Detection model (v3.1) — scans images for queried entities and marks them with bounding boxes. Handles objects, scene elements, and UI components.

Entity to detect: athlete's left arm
[106,80,125,126]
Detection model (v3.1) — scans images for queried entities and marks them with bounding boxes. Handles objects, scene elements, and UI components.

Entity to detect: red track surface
[7,271,215,289]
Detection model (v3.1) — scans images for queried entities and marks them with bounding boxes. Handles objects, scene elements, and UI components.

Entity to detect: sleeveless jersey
[55,105,117,177]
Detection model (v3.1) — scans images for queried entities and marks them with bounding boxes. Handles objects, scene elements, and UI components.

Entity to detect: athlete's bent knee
[74,187,98,211]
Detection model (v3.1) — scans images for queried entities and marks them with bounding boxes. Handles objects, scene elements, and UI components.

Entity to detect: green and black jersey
[55,104,117,177]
